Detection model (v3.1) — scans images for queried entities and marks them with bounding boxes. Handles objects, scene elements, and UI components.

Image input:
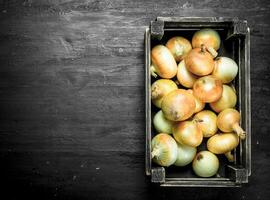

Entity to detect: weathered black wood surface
[0,0,269,199]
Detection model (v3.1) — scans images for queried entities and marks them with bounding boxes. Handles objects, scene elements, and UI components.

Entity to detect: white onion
[174,143,197,167]
[153,110,174,134]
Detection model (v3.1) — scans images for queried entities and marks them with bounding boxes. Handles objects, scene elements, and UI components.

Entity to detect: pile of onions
[192,28,221,58]
[193,110,218,138]
[176,60,198,88]
[151,79,178,108]
[210,85,237,113]
[207,132,239,162]
[151,45,177,78]
[161,89,196,121]
[174,143,197,167]
[172,120,203,147]
[166,36,192,62]
[187,89,205,113]
[153,110,174,134]
[212,57,238,83]
[151,133,178,167]
[185,45,215,76]
[192,151,219,177]
[193,75,223,103]
[217,108,246,139]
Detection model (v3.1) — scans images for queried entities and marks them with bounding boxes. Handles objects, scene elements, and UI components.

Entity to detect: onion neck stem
[200,44,206,53]
[224,151,234,162]
[206,46,218,58]
[232,123,246,140]
[150,65,158,78]
[151,148,161,159]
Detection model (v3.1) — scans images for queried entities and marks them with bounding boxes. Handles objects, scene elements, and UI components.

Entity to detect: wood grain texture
[0,0,269,199]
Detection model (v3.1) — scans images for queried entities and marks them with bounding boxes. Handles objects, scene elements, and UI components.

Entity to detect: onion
[210,85,237,113]
[172,120,203,147]
[151,45,177,78]
[192,151,219,177]
[217,108,246,139]
[151,79,178,108]
[185,45,215,76]
[153,110,174,134]
[192,28,221,56]
[151,133,178,167]
[212,57,238,83]
[193,110,218,138]
[161,89,196,121]
[176,60,198,88]
[207,132,239,162]
[187,89,205,113]
[166,36,192,62]
[174,143,197,167]
[193,75,223,103]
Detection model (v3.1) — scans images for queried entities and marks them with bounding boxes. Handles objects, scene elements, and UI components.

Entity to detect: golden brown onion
[210,85,237,113]
[192,29,221,51]
[217,108,246,139]
[187,89,205,113]
[151,45,177,78]
[151,79,178,108]
[166,36,192,62]
[161,89,196,121]
[193,75,223,103]
[185,45,215,76]
[177,60,198,88]
[173,120,203,147]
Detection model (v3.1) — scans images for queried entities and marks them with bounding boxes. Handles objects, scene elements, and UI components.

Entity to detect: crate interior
[150,26,242,179]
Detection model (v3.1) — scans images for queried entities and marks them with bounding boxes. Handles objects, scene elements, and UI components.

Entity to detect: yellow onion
[210,85,237,113]
[153,110,174,134]
[185,45,215,76]
[174,143,197,167]
[151,133,178,167]
[187,89,205,113]
[172,120,203,147]
[193,75,223,103]
[194,110,218,138]
[151,79,178,108]
[161,89,196,121]
[151,45,177,78]
[207,132,239,162]
[217,108,246,139]
[176,60,198,88]
[192,28,221,57]
[192,151,219,177]
[212,57,238,83]
[166,36,192,62]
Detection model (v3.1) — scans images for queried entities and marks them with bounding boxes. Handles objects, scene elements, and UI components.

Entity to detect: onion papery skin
[177,60,198,88]
[187,89,205,113]
[192,29,221,50]
[153,110,174,134]
[194,110,218,138]
[172,121,203,147]
[192,151,219,177]
[161,89,196,121]
[212,57,238,83]
[185,47,215,76]
[207,132,239,154]
[166,36,192,62]
[151,45,178,78]
[217,108,246,139]
[174,143,197,167]
[151,133,178,167]
[193,75,223,103]
[151,79,178,108]
[210,85,237,113]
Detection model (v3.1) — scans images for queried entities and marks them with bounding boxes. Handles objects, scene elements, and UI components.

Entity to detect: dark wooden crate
[145,17,251,187]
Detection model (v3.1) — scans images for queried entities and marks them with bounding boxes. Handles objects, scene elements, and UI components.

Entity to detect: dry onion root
[217,108,246,140]
[151,45,178,78]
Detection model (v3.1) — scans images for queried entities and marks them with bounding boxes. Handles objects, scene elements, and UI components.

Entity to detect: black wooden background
[0,0,270,199]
